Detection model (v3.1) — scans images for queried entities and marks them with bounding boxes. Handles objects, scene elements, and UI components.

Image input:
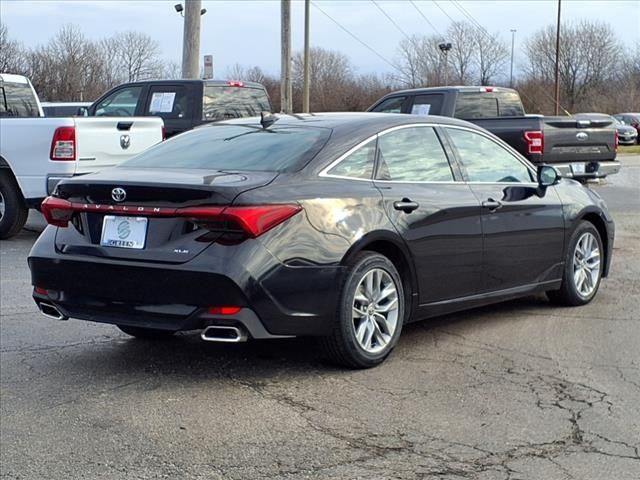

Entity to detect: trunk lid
[53,168,278,263]
[542,115,616,163]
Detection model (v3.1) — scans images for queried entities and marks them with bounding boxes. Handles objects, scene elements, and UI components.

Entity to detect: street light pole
[553,0,562,115]
[510,29,516,87]
[280,0,293,114]
[438,43,452,86]
[181,0,203,79]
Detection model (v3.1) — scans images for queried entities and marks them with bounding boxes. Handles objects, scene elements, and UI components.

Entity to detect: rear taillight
[161,126,166,140]
[208,306,242,315]
[614,131,619,152]
[523,130,544,155]
[40,197,74,227]
[50,126,76,161]
[39,197,301,237]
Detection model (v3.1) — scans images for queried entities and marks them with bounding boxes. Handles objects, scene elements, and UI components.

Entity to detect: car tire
[320,251,405,369]
[0,172,28,240]
[117,325,176,339]
[547,221,604,306]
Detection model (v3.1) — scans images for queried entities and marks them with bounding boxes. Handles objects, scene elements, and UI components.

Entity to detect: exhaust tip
[201,325,248,343]
[38,302,68,321]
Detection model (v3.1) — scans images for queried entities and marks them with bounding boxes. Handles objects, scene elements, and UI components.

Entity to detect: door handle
[482,198,503,211]
[393,198,419,213]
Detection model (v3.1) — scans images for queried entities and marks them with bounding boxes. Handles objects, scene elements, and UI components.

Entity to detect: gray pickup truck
[368,86,620,180]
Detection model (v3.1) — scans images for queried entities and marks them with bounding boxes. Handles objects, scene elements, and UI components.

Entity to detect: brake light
[480,87,495,93]
[40,197,74,227]
[40,197,302,237]
[614,131,619,152]
[50,126,76,161]
[208,306,242,315]
[161,126,166,141]
[34,286,48,295]
[227,80,244,87]
[523,130,544,155]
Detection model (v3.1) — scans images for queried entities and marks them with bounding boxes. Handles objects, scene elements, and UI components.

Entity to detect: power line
[371,0,413,43]
[408,0,444,39]
[431,0,457,25]
[310,1,401,73]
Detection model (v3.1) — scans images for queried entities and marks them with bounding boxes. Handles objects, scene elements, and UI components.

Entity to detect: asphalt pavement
[1,157,639,480]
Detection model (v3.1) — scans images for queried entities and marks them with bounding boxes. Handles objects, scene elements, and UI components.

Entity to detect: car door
[373,125,483,304]
[443,126,565,293]
[143,85,192,137]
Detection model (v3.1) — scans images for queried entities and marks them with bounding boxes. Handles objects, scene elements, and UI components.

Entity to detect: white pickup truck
[0,74,164,239]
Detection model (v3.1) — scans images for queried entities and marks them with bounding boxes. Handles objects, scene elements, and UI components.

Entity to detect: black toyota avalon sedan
[29,113,614,368]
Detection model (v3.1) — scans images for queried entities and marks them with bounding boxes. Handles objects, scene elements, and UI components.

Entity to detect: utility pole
[302,0,311,113]
[280,0,293,113]
[510,29,516,87]
[181,0,203,79]
[553,0,562,115]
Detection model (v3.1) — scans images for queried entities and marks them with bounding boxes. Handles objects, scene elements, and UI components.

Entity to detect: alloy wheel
[351,268,399,354]
[0,191,5,219]
[572,232,601,297]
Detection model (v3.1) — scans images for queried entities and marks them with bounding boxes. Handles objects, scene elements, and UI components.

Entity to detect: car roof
[218,112,478,131]
[115,79,266,89]
[377,85,519,96]
[616,113,640,116]
[0,73,30,84]
[41,102,92,107]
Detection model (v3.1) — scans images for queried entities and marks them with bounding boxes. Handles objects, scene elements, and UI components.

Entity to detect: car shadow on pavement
[42,294,556,382]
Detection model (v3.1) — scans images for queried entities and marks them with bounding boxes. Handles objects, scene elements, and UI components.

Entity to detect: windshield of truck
[0,82,40,117]
[202,85,272,121]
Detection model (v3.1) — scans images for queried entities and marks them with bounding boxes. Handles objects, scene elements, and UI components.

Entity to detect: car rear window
[0,82,40,117]
[454,91,524,119]
[123,124,331,172]
[203,86,272,121]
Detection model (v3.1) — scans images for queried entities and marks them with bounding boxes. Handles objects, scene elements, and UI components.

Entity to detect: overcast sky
[2,0,639,78]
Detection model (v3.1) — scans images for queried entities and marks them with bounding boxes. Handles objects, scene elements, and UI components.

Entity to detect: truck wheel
[0,172,28,240]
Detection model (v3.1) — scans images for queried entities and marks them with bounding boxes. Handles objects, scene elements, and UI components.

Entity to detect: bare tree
[524,20,621,111]
[225,63,269,83]
[114,31,162,82]
[447,21,476,84]
[0,23,27,74]
[393,34,450,87]
[474,29,509,85]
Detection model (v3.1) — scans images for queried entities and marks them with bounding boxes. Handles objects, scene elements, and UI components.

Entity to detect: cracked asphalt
[1,157,639,480]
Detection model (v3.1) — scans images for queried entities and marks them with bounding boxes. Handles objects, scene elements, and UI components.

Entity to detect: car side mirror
[77,107,88,116]
[537,165,560,187]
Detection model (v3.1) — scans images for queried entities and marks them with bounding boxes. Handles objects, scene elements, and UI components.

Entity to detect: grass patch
[618,145,640,155]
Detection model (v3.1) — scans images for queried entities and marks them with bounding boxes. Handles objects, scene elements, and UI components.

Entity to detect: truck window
[497,92,525,116]
[410,94,444,116]
[202,86,271,121]
[0,82,39,117]
[370,96,406,114]
[454,94,499,119]
[95,86,143,116]
[147,86,190,120]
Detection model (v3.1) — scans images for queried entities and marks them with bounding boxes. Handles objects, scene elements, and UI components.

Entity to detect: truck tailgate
[542,116,616,163]
[74,117,164,173]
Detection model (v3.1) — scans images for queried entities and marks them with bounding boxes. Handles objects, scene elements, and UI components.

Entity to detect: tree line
[1,19,638,114]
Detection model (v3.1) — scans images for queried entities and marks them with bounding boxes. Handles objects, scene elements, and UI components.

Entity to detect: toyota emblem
[111,187,127,202]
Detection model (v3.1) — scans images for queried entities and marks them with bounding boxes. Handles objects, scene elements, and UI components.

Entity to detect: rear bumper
[554,161,621,179]
[29,227,344,337]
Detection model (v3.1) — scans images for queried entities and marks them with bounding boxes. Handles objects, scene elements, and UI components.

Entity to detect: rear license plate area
[100,216,148,249]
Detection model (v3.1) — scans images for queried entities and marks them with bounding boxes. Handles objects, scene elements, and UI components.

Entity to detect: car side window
[327,140,376,179]
[410,94,444,116]
[147,87,190,119]
[371,97,406,114]
[376,126,454,182]
[95,86,143,116]
[446,127,533,183]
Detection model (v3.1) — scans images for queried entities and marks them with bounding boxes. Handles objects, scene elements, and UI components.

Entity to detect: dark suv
[87,80,272,138]
[614,113,640,144]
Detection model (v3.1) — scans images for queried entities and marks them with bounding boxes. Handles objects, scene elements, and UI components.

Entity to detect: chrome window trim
[441,124,538,178]
[319,122,540,186]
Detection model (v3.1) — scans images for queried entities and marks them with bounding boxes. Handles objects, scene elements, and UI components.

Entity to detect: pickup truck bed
[368,86,620,180]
